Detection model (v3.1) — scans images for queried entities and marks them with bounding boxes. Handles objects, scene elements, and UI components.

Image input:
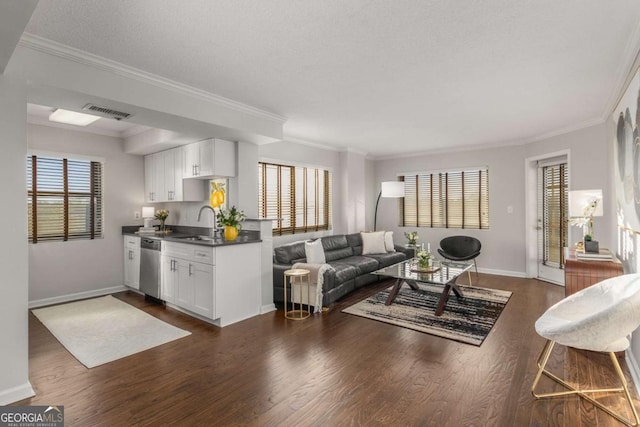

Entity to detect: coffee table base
[385,278,464,316]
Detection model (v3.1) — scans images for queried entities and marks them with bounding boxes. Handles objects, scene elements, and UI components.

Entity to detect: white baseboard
[261,303,276,314]
[29,286,128,309]
[626,347,640,396]
[478,268,526,278]
[0,382,35,405]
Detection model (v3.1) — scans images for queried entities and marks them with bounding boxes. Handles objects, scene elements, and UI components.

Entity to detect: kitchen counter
[122,225,261,247]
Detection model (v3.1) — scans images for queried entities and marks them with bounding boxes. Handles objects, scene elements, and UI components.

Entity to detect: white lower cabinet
[161,242,215,320]
[214,243,261,327]
[161,254,178,304]
[161,240,261,326]
[124,236,141,289]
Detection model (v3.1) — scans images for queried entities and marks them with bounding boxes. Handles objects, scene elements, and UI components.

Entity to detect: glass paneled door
[537,160,568,284]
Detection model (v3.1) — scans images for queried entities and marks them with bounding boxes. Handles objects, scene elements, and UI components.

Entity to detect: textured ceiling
[24,0,640,156]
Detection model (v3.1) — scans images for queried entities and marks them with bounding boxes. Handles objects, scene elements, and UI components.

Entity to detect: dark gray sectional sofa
[272,233,414,308]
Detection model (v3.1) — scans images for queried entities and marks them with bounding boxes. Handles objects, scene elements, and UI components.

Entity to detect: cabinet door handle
[170,259,175,272]
[192,164,195,176]
[128,250,133,260]
[188,263,193,276]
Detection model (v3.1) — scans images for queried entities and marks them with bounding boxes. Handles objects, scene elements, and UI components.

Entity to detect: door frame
[524,149,571,282]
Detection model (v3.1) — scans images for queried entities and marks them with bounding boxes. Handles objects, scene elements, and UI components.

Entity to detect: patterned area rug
[343,282,512,346]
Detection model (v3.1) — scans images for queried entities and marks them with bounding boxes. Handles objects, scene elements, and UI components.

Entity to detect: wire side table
[283,268,311,320]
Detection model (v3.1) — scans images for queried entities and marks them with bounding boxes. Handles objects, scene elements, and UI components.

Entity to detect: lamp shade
[381,181,405,198]
[568,189,603,217]
[142,206,155,218]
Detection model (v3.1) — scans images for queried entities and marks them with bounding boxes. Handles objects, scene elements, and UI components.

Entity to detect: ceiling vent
[82,103,133,121]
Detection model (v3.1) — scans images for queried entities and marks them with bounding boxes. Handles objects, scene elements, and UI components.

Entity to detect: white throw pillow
[361,231,387,255]
[384,231,396,252]
[305,239,326,264]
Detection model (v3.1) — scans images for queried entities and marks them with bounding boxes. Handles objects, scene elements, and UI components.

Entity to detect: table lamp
[139,206,156,233]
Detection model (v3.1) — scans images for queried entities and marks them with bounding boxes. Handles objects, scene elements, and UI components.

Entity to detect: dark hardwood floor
[17,274,640,426]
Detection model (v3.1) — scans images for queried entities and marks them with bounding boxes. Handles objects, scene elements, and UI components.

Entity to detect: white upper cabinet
[144,153,161,203]
[145,147,205,203]
[183,139,236,179]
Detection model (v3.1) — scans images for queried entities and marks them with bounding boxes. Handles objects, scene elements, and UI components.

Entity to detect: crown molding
[280,135,342,152]
[603,17,640,118]
[373,117,604,160]
[18,33,287,124]
[520,116,605,145]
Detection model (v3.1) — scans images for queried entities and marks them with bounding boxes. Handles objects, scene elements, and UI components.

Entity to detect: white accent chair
[532,274,640,426]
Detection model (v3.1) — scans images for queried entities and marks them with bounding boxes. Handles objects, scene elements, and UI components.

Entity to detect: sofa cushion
[384,231,396,252]
[305,239,326,263]
[361,231,387,255]
[345,233,362,255]
[365,252,407,269]
[336,256,380,275]
[326,262,358,284]
[322,235,349,251]
[274,241,306,264]
[325,247,353,262]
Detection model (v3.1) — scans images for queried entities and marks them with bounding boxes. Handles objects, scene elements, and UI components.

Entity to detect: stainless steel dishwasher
[140,237,162,301]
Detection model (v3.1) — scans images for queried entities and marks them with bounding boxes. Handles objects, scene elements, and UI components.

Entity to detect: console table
[564,249,624,297]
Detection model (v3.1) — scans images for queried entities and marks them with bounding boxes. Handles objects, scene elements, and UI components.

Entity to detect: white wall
[0,73,33,404]
[524,123,612,248]
[27,124,145,304]
[372,123,611,276]
[341,151,367,233]
[374,144,527,276]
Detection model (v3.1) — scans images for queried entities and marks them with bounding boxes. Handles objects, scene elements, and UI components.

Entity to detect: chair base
[531,340,640,426]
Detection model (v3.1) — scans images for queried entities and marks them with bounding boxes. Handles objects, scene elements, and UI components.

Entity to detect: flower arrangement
[416,249,432,268]
[154,209,169,222]
[216,206,246,229]
[404,231,418,246]
[155,209,169,232]
[568,198,600,240]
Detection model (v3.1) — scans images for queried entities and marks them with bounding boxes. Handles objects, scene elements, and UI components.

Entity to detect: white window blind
[399,168,489,229]
[258,162,332,235]
[27,155,103,243]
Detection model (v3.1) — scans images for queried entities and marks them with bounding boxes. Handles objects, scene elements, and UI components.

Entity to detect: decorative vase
[224,225,238,241]
[160,220,166,234]
[584,239,599,253]
[418,258,431,270]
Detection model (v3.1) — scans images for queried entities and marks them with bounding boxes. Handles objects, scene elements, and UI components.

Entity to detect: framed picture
[613,65,640,272]
[209,178,228,211]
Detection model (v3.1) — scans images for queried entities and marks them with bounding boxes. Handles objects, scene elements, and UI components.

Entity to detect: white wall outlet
[134,211,141,219]
[507,205,513,214]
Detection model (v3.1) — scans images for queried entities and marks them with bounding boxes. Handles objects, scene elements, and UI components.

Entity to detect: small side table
[283,269,311,320]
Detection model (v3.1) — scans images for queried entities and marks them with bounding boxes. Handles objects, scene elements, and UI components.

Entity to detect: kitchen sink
[176,235,216,242]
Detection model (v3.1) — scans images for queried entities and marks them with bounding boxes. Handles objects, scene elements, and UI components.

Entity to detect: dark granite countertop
[122,225,261,247]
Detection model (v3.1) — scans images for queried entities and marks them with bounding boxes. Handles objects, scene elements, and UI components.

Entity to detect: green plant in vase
[404,231,418,246]
[217,206,246,241]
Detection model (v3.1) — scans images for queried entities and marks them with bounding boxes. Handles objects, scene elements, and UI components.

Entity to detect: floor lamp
[373,181,405,231]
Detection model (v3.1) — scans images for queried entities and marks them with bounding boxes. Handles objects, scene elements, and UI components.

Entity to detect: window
[399,167,489,229]
[27,154,104,243]
[258,161,332,235]
[539,162,568,267]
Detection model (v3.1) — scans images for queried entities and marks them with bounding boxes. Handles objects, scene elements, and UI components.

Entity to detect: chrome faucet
[197,205,219,236]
